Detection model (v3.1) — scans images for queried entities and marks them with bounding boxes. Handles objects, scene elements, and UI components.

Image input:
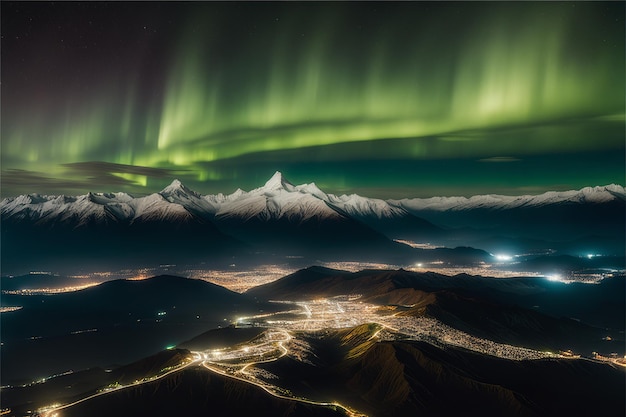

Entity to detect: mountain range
[247,266,624,354]
[3,271,624,416]
[2,172,624,272]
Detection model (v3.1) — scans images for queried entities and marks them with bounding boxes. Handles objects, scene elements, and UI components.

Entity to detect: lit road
[200,361,364,417]
[192,328,365,414]
[38,353,203,417]
[38,295,564,417]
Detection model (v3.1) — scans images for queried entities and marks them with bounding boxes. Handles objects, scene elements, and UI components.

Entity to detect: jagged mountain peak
[295,182,328,200]
[169,179,184,188]
[160,179,201,199]
[261,171,295,191]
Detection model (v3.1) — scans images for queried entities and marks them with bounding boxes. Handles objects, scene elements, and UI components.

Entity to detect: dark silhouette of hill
[399,196,626,256]
[178,326,266,351]
[3,348,193,414]
[1,209,247,273]
[4,321,623,417]
[399,290,607,354]
[217,212,415,262]
[406,197,625,242]
[57,367,348,417]
[257,324,625,417]
[325,199,446,241]
[1,275,275,384]
[248,267,623,354]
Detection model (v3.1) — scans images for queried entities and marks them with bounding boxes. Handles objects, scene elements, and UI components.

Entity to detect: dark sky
[2,1,624,198]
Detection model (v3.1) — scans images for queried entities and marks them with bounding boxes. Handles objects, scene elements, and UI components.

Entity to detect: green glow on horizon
[2,2,624,195]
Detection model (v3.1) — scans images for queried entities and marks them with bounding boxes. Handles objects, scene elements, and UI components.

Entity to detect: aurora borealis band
[2,2,624,198]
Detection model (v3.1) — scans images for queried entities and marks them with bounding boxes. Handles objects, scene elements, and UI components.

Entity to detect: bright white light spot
[546,274,562,282]
[495,254,513,261]
[587,254,594,259]
[416,263,423,267]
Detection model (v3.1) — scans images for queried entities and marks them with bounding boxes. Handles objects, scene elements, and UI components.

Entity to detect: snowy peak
[131,193,194,223]
[2,177,623,229]
[216,173,339,223]
[158,179,219,215]
[327,193,408,220]
[260,171,295,192]
[160,179,201,199]
[295,182,327,200]
[392,184,626,212]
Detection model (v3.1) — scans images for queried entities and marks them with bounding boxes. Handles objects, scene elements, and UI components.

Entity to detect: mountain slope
[390,185,625,250]
[0,275,274,384]
[391,184,626,211]
[2,176,624,271]
[247,267,619,354]
[58,367,349,417]
[0,174,420,271]
[256,324,625,417]
[1,182,244,272]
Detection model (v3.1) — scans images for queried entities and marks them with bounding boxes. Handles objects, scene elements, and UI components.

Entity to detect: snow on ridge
[2,175,623,225]
[160,179,217,215]
[327,193,407,220]
[295,182,328,200]
[160,179,201,198]
[205,188,246,205]
[129,193,193,223]
[255,171,296,193]
[215,174,338,222]
[391,184,625,212]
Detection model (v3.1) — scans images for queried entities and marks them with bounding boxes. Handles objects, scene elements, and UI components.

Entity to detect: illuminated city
[1,1,624,416]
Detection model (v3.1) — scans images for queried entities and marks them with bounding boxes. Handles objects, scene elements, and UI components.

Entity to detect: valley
[2,269,624,417]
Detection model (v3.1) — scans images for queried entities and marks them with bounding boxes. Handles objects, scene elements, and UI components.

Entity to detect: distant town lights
[546,274,562,282]
[494,254,513,261]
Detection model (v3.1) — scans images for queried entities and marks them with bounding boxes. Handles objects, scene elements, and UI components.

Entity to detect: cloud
[1,162,185,197]
[1,169,100,197]
[1,169,84,188]
[62,161,180,178]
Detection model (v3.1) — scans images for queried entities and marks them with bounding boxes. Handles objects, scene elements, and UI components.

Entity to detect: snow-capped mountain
[214,172,341,223]
[1,188,195,226]
[390,184,626,212]
[0,173,424,272]
[327,193,409,219]
[0,192,133,228]
[3,172,623,232]
[2,173,624,273]
[160,179,219,217]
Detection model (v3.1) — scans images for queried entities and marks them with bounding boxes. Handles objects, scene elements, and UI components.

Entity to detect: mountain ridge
[3,173,622,223]
[2,173,624,272]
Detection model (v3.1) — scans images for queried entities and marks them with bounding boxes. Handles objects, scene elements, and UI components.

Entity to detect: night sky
[2,2,624,198]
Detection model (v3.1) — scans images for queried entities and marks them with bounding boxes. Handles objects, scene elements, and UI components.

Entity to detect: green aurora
[1,2,624,197]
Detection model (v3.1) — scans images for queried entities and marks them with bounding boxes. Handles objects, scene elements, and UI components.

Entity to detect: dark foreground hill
[7,324,623,417]
[3,348,193,413]
[0,275,275,384]
[38,367,348,417]
[3,343,347,417]
[257,324,625,417]
[248,267,625,355]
